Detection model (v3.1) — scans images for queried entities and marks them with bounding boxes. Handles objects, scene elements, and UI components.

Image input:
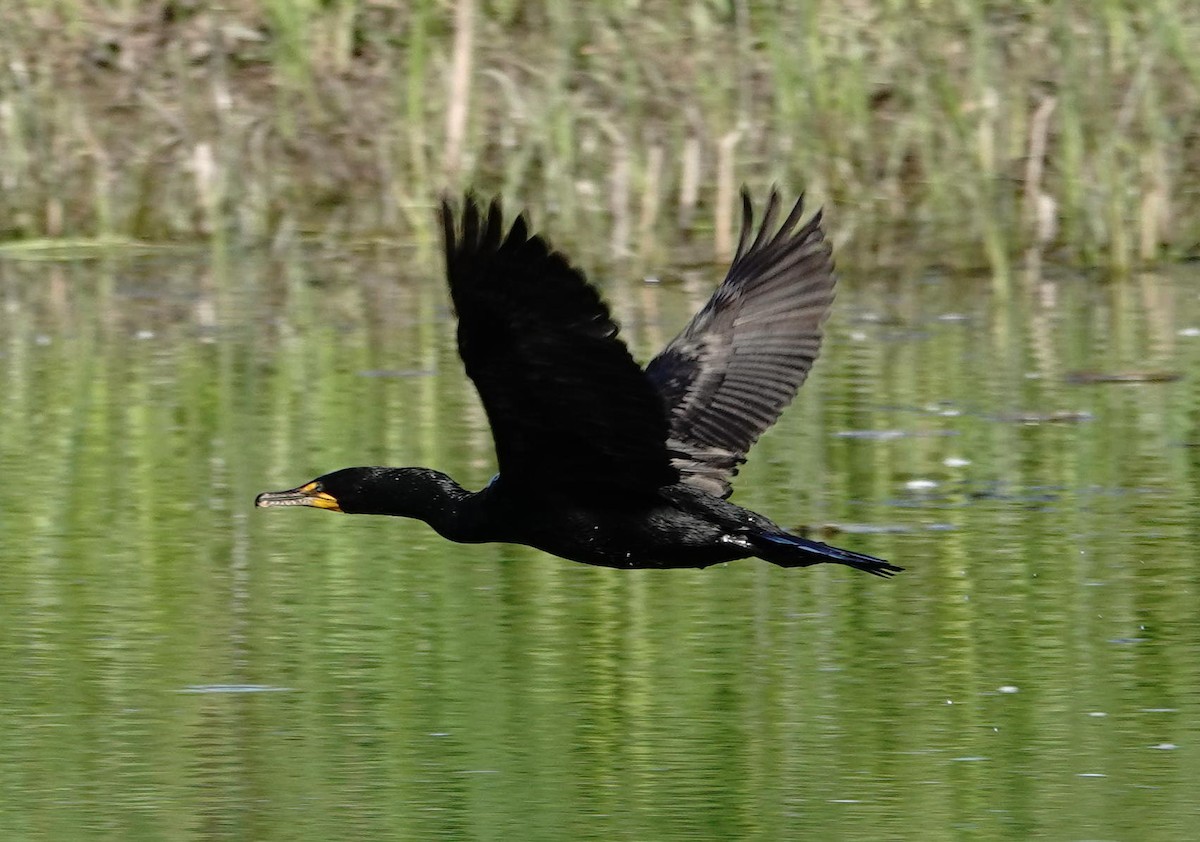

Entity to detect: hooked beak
[255,482,342,512]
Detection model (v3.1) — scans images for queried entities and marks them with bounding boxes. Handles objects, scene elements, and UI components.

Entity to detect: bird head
[254,467,385,514]
[255,466,462,517]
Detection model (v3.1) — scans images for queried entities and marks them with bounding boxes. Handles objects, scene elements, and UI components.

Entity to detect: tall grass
[1,0,1198,272]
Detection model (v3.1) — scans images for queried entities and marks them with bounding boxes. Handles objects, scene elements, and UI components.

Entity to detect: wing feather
[644,189,836,498]
[442,196,677,496]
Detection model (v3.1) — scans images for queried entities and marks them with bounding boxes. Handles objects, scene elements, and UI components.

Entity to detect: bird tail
[749,532,902,578]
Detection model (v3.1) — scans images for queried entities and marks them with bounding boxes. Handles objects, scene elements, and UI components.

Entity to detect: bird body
[257,191,901,578]
[280,466,888,573]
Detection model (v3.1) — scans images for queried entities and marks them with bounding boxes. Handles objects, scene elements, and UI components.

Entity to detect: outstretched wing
[443,196,677,496]
[644,189,836,498]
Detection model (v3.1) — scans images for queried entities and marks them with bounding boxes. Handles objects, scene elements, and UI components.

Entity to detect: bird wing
[644,189,836,498]
[442,196,677,496]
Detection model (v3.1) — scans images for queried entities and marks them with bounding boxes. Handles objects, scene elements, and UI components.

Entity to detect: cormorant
[256,190,901,577]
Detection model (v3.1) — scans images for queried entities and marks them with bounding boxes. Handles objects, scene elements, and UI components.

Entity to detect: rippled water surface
[2,248,1199,840]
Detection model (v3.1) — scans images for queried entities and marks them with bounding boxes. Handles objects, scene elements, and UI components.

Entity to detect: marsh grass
[1,0,1198,272]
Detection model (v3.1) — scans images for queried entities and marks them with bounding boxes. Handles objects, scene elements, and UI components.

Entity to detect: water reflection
[1,250,1199,839]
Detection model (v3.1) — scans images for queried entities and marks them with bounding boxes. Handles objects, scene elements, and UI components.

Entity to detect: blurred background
[2,3,1200,840]
[2,0,1198,270]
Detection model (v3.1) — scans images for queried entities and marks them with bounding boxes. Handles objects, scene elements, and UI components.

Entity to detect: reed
[1,0,1197,271]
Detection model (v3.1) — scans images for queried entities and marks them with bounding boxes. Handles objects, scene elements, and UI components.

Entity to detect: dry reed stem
[678,135,701,231]
[637,144,664,261]
[714,130,741,261]
[1023,95,1058,253]
[444,0,474,182]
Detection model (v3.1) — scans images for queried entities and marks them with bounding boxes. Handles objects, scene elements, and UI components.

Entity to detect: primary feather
[644,189,836,497]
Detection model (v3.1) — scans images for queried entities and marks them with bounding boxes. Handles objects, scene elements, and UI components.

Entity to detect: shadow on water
[2,248,1200,840]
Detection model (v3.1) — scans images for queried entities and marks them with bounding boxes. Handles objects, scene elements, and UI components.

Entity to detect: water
[2,248,1199,840]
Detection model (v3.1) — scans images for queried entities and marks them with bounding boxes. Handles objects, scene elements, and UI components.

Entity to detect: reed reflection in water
[1,249,1199,840]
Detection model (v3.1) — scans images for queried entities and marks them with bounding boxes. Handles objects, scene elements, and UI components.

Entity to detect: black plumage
[256,191,901,577]
[443,199,677,496]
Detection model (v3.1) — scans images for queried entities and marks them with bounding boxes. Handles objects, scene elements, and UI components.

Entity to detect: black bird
[256,191,901,577]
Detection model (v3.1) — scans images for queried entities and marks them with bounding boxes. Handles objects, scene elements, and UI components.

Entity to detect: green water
[2,249,1199,841]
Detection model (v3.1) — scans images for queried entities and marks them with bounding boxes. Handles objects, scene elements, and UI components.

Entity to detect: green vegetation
[2,1,1199,270]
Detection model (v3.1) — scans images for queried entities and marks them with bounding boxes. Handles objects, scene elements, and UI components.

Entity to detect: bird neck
[363,468,479,541]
